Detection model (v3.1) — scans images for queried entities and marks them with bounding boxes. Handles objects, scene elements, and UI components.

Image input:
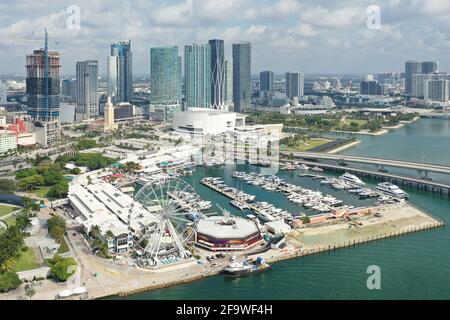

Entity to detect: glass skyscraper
[421,61,438,74]
[76,60,99,120]
[405,61,422,95]
[108,41,132,103]
[260,71,274,91]
[232,42,251,112]
[286,72,305,100]
[150,46,181,104]
[184,44,211,109]
[224,59,233,105]
[150,46,182,122]
[209,39,225,108]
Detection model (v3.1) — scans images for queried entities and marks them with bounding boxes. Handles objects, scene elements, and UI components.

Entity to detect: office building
[260,71,274,91]
[61,79,77,102]
[0,130,17,154]
[360,80,383,95]
[285,72,304,100]
[209,39,225,109]
[26,32,61,147]
[0,82,7,105]
[405,61,422,95]
[184,44,211,109]
[114,103,135,120]
[421,61,438,74]
[76,60,99,121]
[224,59,233,107]
[233,42,251,112]
[108,41,132,104]
[150,46,182,122]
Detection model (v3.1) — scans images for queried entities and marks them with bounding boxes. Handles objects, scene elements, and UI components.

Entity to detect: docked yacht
[376,182,409,199]
[230,200,250,211]
[341,172,366,186]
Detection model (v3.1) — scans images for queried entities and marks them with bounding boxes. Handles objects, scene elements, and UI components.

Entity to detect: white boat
[376,182,409,199]
[297,164,310,170]
[341,172,366,186]
[311,166,324,172]
[257,211,276,222]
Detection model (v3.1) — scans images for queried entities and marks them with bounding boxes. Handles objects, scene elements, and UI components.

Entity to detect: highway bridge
[283,152,450,178]
[282,152,450,196]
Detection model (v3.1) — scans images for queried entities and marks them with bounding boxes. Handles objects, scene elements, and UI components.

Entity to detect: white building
[68,181,158,253]
[0,130,17,154]
[172,110,245,135]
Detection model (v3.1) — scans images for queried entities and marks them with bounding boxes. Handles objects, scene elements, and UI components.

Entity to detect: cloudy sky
[1,0,450,76]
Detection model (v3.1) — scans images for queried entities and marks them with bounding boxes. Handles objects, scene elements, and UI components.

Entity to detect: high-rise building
[232,42,251,112]
[150,46,181,104]
[209,39,225,109]
[224,59,233,106]
[76,60,99,121]
[108,41,132,104]
[26,30,61,146]
[150,46,182,122]
[421,61,438,74]
[0,81,6,105]
[260,71,274,91]
[61,79,77,102]
[405,61,422,95]
[285,72,304,100]
[184,44,211,109]
[424,73,449,101]
[360,80,383,95]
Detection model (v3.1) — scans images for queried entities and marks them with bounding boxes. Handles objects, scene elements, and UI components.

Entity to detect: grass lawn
[31,186,51,198]
[281,138,331,152]
[3,215,17,227]
[338,119,368,129]
[13,247,38,272]
[0,205,19,218]
[57,237,70,254]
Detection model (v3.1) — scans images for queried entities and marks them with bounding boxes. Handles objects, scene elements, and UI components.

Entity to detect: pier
[284,152,450,196]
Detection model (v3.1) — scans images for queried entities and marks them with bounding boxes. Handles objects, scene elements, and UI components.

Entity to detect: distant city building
[26,32,61,147]
[412,73,449,101]
[60,103,76,123]
[76,60,99,121]
[150,46,182,105]
[209,39,226,109]
[150,46,182,122]
[405,60,422,95]
[0,81,7,105]
[103,97,118,132]
[360,80,383,95]
[421,61,438,74]
[260,71,274,91]
[224,59,233,107]
[184,44,211,109]
[61,79,77,102]
[114,102,135,120]
[233,42,251,112]
[424,73,449,102]
[285,72,304,100]
[0,130,17,154]
[108,41,132,104]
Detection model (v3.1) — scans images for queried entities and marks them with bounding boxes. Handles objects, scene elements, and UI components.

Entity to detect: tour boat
[376,182,409,199]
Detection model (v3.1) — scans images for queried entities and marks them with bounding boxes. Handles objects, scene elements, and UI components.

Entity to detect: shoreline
[0,201,443,300]
[327,140,361,154]
[94,203,443,300]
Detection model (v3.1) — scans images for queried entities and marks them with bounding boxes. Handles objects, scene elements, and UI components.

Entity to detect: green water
[116,118,450,300]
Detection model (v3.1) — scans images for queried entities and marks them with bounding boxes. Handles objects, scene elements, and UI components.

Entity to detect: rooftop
[197,216,260,239]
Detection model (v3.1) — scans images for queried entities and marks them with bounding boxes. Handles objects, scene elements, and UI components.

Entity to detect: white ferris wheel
[129,177,197,267]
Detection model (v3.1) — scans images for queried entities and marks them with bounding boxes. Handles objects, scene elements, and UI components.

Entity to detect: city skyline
[2,0,450,75]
